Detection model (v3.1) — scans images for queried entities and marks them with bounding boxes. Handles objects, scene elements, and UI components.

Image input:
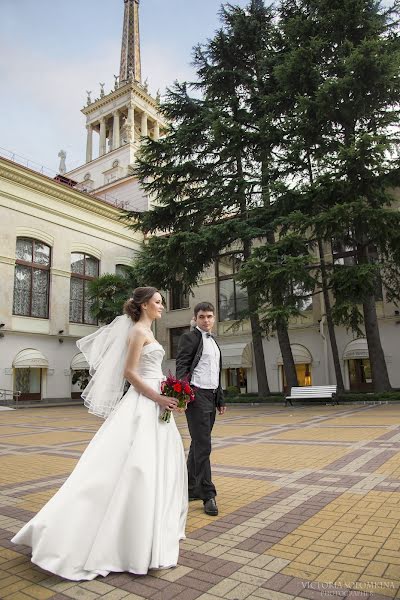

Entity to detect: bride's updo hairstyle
[124,287,159,323]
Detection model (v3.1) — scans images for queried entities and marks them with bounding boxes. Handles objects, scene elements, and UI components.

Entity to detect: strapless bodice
[137,341,165,379]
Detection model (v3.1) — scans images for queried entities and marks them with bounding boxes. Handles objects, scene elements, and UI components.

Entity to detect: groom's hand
[218,406,227,415]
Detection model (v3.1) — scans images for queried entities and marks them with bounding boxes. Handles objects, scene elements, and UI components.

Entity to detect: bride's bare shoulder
[128,324,154,345]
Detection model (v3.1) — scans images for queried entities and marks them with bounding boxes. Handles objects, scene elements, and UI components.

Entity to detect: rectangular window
[169,326,190,359]
[69,253,99,324]
[216,253,248,321]
[332,240,383,300]
[170,282,189,311]
[292,282,313,312]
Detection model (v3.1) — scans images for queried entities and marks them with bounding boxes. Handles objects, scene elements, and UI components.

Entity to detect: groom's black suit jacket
[176,328,225,408]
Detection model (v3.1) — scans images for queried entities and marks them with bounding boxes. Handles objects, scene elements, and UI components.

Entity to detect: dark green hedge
[335,391,400,402]
[224,391,400,404]
[224,394,284,403]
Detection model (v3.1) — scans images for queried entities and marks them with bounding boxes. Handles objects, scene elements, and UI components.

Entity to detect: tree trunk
[357,241,391,392]
[306,152,344,392]
[267,229,299,390]
[318,239,345,393]
[243,240,271,396]
[248,292,271,396]
[238,137,270,396]
[261,155,298,391]
[276,317,298,391]
[362,296,391,392]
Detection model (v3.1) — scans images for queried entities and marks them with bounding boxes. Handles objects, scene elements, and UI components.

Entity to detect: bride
[11,287,188,581]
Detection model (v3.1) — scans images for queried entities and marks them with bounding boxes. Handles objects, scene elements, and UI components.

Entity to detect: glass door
[348,359,373,391]
[14,368,42,400]
[281,363,312,393]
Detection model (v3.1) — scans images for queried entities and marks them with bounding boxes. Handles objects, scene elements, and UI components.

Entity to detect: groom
[176,301,226,516]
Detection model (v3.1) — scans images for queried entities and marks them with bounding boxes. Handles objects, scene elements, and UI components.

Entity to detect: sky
[0,0,248,174]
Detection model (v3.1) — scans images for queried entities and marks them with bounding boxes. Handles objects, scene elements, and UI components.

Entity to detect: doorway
[281,363,312,393]
[225,368,247,393]
[348,359,373,391]
[14,368,42,401]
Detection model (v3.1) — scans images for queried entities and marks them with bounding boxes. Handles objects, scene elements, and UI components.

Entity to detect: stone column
[99,117,107,156]
[153,120,160,141]
[86,124,93,162]
[126,104,135,143]
[113,111,120,149]
[141,111,148,137]
[108,123,113,152]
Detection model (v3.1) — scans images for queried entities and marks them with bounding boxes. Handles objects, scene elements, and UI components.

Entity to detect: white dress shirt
[191,326,220,390]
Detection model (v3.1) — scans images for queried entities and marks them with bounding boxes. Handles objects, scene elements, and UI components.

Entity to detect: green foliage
[237,234,316,334]
[224,395,285,403]
[226,385,241,396]
[71,370,90,390]
[275,0,400,314]
[336,391,400,402]
[87,271,138,325]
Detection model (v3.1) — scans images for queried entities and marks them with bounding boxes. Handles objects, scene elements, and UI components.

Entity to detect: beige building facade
[0,157,141,402]
[158,251,400,395]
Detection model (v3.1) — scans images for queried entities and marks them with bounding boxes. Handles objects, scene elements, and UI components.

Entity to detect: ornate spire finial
[119,0,141,85]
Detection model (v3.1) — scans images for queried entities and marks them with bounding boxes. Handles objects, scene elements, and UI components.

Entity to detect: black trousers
[185,388,217,501]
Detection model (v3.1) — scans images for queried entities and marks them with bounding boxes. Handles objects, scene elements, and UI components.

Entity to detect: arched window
[13,238,51,318]
[115,264,130,278]
[69,253,99,324]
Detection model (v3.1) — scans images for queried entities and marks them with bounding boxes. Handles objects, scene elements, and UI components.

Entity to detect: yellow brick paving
[272,427,388,442]
[0,455,78,486]
[0,403,399,600]
[377,453,400,479]
[185,477,280,534]
[212,443,351,470]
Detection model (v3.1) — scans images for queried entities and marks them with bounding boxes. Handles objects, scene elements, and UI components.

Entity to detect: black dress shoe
[204,497,218,516]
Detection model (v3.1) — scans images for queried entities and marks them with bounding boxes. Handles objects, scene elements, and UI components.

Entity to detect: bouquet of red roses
[159,371,195,423]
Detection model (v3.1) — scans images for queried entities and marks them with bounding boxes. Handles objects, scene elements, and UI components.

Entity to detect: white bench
[285,385,338,406]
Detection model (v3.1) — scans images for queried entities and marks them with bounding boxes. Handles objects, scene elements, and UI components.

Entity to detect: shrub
[226,385,240,396]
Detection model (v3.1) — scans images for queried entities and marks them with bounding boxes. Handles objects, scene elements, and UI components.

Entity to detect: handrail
[0,389,22,407]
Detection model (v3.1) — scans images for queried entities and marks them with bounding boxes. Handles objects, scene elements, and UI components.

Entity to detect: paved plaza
[0,403,399,600]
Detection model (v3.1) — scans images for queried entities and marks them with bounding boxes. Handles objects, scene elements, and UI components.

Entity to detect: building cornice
[82,81,162,119]
[0,157,125,221]
[0,158,143,247]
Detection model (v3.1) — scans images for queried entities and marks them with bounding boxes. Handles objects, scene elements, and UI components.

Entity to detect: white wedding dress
[12,341,188,581]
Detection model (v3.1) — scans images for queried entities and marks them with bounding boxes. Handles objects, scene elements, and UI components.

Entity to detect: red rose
[173,383,182,393]
[184,384,191,394]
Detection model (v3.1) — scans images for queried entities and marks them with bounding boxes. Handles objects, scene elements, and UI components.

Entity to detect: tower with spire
[66,0,165,210]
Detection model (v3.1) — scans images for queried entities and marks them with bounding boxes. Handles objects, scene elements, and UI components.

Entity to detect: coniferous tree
[126,2,289,396]
[274,0,400,391]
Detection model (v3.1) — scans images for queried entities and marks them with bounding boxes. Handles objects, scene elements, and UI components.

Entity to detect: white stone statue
[100,83,105,98]
[114,75,119,90]
[143,78,149,93]
[86,91,92,106]
[58,150,67,175]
